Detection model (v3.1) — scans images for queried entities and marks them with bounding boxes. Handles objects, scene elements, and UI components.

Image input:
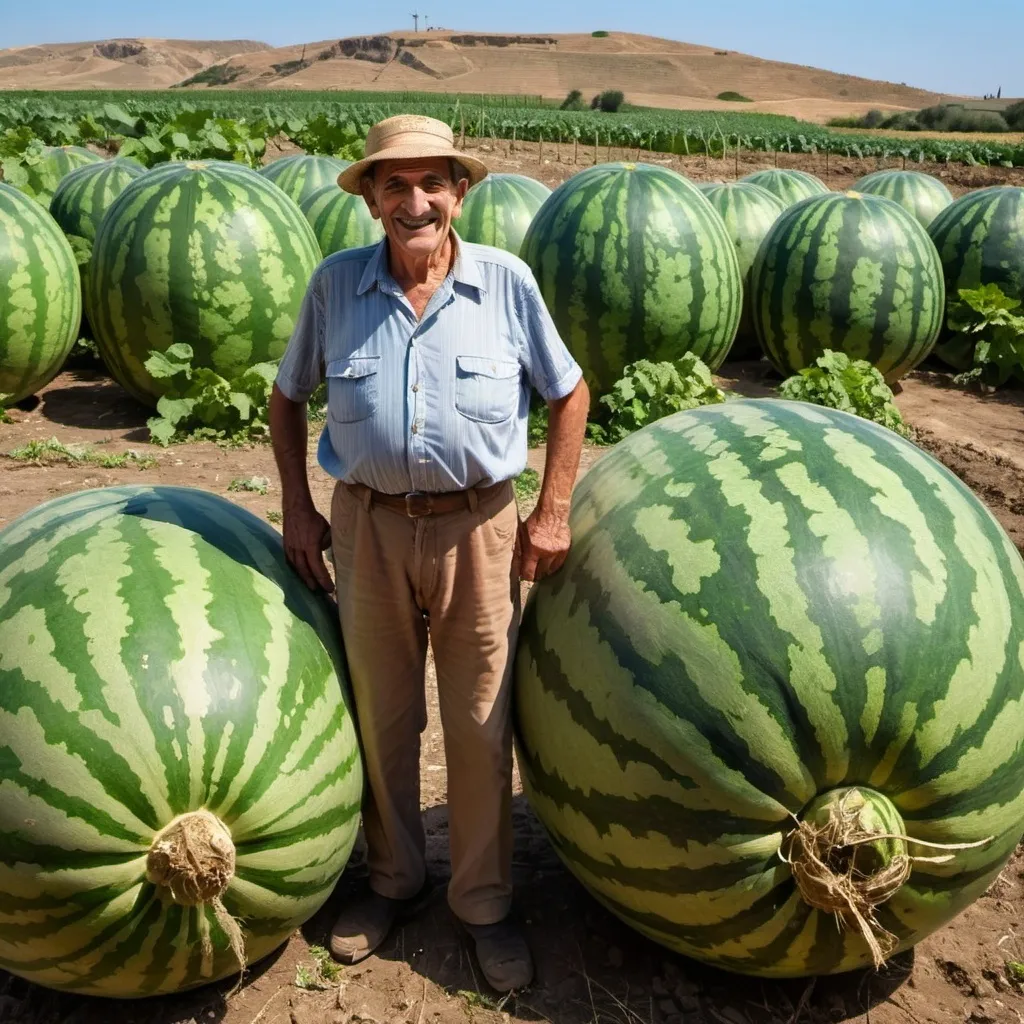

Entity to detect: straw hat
[337,114,488,194]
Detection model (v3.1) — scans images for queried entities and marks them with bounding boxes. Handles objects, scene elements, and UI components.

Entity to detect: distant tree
[560,89,584,110]
[593,89,625,113]
[862,109,885,129]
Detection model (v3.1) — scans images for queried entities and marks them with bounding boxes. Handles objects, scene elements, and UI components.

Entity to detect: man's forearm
[269,383,315,511]
[537,377,590,519]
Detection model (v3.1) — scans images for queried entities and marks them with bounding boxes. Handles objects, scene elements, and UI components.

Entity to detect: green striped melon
[520,162,742,400]
[699,182,786,360]
[24,146,105,207]
[514,398,1024,978]
[0,183,82,406]
[741,169,829,208]
[259,155,353,207]
[300,184,384,256]
[49,158,146,247]
[928,185,1024,312]
[87,161,322,406]
[851,170,953,228]
[457,173,551,254]
[751,191,944,382]
[0,485,363,997]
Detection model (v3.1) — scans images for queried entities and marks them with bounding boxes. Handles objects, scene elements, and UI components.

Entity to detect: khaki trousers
[330,480,520,925]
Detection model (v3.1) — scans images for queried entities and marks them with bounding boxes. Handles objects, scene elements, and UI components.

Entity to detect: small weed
[457,989,504,1011]
[6,437,156,469]
[294,945,343,990]
[1008,960,1024,983]
[228,475,270,494]
[266,509,283,525]
[513,468,541,502]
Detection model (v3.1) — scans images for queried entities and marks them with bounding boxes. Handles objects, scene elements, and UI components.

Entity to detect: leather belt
[342,480,508,518]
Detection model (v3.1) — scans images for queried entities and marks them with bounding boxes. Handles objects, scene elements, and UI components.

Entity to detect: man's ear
[360,178,380,220]
[451,177,470,218]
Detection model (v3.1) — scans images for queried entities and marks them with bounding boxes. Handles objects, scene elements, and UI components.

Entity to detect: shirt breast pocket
[327,356,380,424]
[454,355,521,424]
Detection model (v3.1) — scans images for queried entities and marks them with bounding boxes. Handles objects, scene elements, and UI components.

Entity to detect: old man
[269,115,589,992]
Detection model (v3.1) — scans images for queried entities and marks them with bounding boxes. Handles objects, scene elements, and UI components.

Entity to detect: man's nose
[401,188,432,216]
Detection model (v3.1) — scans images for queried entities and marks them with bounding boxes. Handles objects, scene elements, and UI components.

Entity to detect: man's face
[362,158,468,259]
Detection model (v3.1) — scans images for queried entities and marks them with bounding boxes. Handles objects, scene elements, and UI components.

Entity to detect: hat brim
[337,145,488,194]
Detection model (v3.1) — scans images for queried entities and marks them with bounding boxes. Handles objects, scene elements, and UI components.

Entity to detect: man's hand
[517,377,589,584]
[283,500,334,592]
[517,507,571,583]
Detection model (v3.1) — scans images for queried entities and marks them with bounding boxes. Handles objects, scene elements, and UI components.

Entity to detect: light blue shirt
[275,234,582,494]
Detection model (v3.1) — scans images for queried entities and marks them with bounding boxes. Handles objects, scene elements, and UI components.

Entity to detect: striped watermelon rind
[520,162,742,400]
[699,182,786,359]
[457,173,552,255]
[741,169,830,208]
[751,191,944,382]
[514,398,1024,977]
[300,184,384,256]
[24,146,106,207]
[49,158,146,245]
[259,155,353,207]
[0,485,363,997]
[0,183,82,405]
[927,185,1024,312]
[851,170,953,229]
[86,161,322,406]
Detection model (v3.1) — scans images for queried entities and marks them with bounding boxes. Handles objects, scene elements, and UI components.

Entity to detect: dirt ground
[3,147,1024,1024]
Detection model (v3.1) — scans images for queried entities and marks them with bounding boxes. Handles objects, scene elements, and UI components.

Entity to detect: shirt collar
[355,231,486,297]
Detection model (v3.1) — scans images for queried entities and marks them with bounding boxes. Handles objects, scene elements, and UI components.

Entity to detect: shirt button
[411,384,419,392]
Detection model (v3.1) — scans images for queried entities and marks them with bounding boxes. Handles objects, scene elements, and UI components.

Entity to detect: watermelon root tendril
[783,788,993,969]
[147,810,247,983]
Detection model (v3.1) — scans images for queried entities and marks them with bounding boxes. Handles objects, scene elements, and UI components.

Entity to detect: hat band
[369,129,455,156]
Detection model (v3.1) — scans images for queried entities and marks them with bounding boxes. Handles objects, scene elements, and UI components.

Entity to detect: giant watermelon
[699,182,785,360]
[22,146,105,207]
[87,161,322,406]
[928,185,1024,312]
[520,162,742,400]
[259,155,353,207]
[301,184,384,257]
[751,191,944,382]
[0,183,81,406]
[851,170,953,228]
[457,173,551,255]
[0,485,363,997]
[741,169,829,208]
[514,399,1024,978]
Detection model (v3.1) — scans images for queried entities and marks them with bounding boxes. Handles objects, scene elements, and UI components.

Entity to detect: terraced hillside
[0,31,949,121]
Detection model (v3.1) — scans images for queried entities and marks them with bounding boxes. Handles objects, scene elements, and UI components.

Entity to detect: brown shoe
[330,884,431,964]
[461,917,534,992]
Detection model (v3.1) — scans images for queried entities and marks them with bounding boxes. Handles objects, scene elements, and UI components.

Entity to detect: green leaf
[155,394,195,426]
[145,345,194,380]
[146,415,178,446]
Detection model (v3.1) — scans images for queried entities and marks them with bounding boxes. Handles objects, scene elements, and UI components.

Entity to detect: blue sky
[5,0,1022,98]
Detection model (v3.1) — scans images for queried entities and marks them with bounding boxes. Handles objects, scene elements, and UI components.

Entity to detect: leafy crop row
[1,90,1022,169]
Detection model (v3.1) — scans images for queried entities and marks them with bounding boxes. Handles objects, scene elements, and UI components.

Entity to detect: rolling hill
[0,31,954,122]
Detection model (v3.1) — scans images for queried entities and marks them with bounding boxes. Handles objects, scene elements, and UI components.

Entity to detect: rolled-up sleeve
[275,269,325,403]
[515,271,583,401]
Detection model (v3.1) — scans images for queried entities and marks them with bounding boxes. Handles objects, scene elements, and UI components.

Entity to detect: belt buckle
[404,491,432,518]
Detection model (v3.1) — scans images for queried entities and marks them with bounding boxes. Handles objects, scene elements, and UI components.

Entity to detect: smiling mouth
[396,216,439,231]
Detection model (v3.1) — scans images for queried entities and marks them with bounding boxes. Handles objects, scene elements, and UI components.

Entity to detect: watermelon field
[3,130,1024,1024]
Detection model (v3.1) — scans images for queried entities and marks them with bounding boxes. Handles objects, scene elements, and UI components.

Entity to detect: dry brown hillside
[0,30,952,122]
[0,38,268,90]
